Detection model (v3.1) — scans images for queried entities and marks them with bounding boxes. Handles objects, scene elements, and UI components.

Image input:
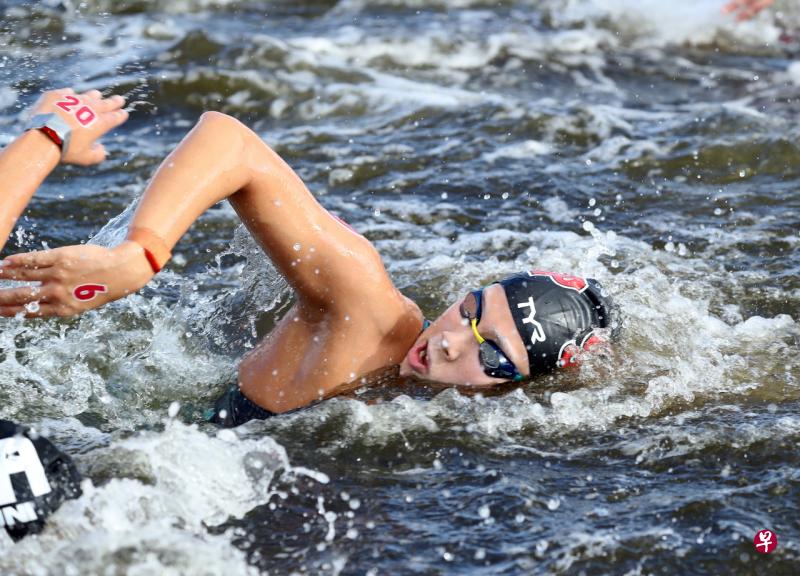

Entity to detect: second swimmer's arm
[0,130,60,254]
[0,88,129,255]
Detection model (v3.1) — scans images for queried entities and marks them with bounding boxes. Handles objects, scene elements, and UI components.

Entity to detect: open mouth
[407,340,429,374]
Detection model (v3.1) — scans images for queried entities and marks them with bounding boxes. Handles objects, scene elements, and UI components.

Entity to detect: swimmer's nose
[439,329,473,362]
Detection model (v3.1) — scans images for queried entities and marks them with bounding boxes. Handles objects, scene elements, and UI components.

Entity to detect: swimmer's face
[399,284,531,386]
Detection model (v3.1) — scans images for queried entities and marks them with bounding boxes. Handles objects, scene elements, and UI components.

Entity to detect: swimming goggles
[459,289,524,382]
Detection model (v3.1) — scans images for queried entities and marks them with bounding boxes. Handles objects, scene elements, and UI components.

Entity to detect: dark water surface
[1,0,799,574]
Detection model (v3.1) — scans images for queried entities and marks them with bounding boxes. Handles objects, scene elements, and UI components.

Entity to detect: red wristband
[127,227,172,273]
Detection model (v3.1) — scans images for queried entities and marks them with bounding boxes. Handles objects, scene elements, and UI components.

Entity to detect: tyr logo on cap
[0,436,52,528]
[0,437,52,506]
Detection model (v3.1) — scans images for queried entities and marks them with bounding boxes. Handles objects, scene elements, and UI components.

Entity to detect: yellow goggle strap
[470,318,485,344]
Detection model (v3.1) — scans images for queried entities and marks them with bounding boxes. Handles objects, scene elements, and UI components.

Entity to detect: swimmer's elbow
[197,111,248,138]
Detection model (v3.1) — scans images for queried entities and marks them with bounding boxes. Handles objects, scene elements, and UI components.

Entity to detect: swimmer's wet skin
[0,107,614,428]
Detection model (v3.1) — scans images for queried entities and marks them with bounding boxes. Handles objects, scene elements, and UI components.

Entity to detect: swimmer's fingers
[1,250,58,270]
[94,94,127,113]
[722,0,744,13]
[0,303,64,319]
[742,0,773,20]
[0,265,52,281]
[0,285,48,307]
[723,0,773,20]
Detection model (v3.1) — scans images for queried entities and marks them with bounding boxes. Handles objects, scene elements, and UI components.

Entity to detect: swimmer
[0,98,614,427]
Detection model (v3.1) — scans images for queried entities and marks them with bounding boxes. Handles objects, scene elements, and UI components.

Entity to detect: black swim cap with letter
[498,270,612,375]
[0,420,82,541]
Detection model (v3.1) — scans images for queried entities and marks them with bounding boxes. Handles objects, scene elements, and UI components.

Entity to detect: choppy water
[1,0,799,573]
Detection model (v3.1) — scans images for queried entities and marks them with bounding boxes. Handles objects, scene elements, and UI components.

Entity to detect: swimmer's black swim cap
[498,270,612,375]
[0,420,82,541]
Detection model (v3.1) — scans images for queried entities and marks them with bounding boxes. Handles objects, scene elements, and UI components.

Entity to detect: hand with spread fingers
[723,0,774,21]
[0,242,154,318]
[28,87,129,166]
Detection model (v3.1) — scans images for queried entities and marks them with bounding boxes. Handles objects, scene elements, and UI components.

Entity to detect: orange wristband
[127,227,172,273]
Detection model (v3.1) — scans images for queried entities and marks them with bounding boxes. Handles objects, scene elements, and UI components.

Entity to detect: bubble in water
[474,548,486,560]
[588,198,596,207]
[478,505,491,519]
[582,221,595,232]
[168,401,181,418]
[24,301,40,313]
[546,497,560,510]
[293,243,301,251]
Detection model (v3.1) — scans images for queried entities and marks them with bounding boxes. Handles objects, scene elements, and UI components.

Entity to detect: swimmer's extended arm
[0,111,390,317]
[0,89,129,254]
[723,0,773,21]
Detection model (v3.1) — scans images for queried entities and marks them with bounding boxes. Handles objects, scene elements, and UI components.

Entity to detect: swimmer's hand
[0,242,153,317]
[723,0,773,21]
[29,88,129,166]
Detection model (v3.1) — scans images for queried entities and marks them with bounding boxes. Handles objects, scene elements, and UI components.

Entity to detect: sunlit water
[1,0,799,573]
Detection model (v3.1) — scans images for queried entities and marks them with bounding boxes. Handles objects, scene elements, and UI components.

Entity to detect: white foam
[482,140,551,163]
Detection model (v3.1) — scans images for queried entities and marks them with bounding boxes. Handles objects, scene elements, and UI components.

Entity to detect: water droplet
[293,243,301,251]
[24,301,39,313]
[478,505,491,519]
[168,401,180,418]
[441,192,448,199]
[546,497,560,510]
[588,198,596,207]
[582,221,595,232]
